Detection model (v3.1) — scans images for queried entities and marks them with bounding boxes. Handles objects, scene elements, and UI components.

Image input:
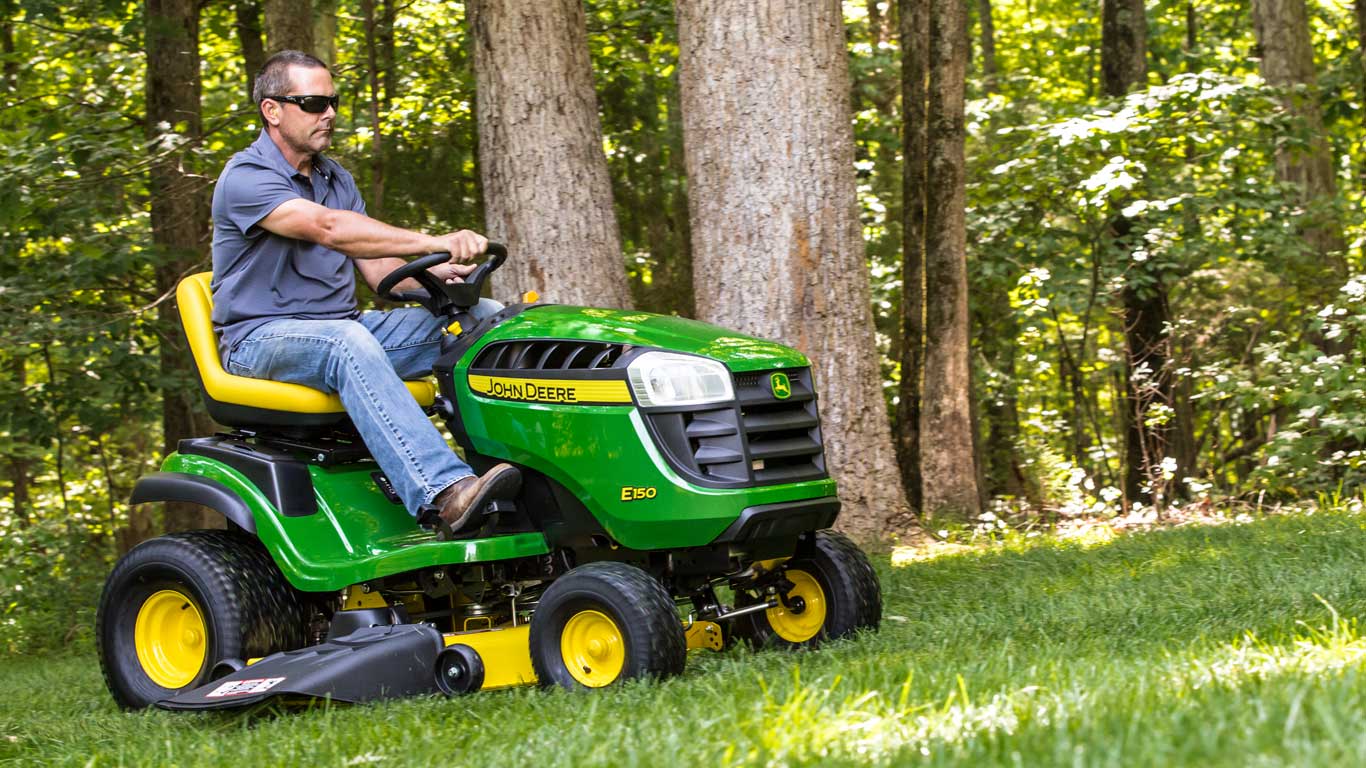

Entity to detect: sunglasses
[266,94,339,114]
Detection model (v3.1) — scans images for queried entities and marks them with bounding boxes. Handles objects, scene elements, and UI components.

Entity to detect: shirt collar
[250,128,334,182]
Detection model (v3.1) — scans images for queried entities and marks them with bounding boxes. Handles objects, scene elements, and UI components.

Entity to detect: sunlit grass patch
[6,505,1366,766]
[1173,601,1366,691]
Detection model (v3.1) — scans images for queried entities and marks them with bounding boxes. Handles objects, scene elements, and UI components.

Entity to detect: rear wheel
[735,530,881,649]
[96,530,309,709]
[529,562,686,689]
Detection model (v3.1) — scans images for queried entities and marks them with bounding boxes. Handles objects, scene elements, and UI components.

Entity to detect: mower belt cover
[157,624,447,711]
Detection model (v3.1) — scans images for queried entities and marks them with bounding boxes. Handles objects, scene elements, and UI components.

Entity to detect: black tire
[435,644,485,695]
[529,561,686,690]
[96,530,309,710]
[735,530,882,649]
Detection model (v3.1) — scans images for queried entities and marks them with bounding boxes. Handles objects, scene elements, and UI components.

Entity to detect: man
[210,50,519,535]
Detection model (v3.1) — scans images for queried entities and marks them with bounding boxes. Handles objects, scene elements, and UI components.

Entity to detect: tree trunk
[263,0,312,55]
[1101,0,1146,97]
[147,0,217,535]
[0,0,16,92]
[1355,0,1366,193]
[1120,260,1174,506]
[1251,0,1347,294]
[235,0,266,102]
[6,356,30,527]
[976,0,997,92]
[380,0,396,106]
[470,0,631,308]
[868,0,887,46]
[1169,0,1200,491]
[897,0,928,515]
[919,0,980,523]
[676,0,912,539]
[983,337,1029,499]
[312,0,337,65]
[1102,0,1172,508]
[361,0,385,217]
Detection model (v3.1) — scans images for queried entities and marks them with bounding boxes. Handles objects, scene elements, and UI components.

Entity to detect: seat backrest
[179,272,350,426]
[178,273,436,428]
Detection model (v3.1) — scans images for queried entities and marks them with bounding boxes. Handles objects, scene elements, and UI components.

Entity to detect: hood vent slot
[472,340,630,371]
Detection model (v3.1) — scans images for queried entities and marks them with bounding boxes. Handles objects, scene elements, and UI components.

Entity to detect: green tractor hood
[449,303,835,553]
[468,305,811,372]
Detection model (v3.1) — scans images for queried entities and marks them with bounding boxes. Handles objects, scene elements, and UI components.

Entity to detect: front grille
[471,340,629,371]
[643,367,826,487]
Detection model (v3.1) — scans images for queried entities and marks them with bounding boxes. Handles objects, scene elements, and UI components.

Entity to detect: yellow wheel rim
[560,609,626,687]
[134,589,207,689]
[767,569,827,643]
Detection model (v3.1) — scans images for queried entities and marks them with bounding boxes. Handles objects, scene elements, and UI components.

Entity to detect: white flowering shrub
[1232,277,1366,496]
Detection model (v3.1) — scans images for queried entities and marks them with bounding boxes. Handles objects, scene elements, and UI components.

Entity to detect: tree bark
[361,0,385,217]
[1251,0,1347,293]
[263,0,312,55]
[868,0,888,46]
[1101,0,1146,97]
[1356,0,1366,193]
[676,0,912,539]
[0,0,16,92]
[6,355,30,527]
[471,0,631,308]
[147,0,217,534]
[1169,1,1200,490]
[235,0,266,103]
[380,0,396,106]
[1102,0,1172,508]
[921,0,980,522]
[897,0,928,515]
[312,0,337,65]
[976,0,997,92]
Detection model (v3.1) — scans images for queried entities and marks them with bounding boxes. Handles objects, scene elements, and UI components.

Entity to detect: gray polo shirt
[210,129,365,358]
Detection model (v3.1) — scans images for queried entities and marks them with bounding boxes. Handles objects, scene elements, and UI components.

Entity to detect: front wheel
[735,530,882,649]
[529,561,686,690]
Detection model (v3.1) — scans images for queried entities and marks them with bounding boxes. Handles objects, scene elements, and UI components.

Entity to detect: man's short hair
[253,50,330,115]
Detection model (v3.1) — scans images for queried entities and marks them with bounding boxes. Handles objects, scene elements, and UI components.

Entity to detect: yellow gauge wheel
[560,609,626,687]
[766,569,828,643]
[134,589,208,689]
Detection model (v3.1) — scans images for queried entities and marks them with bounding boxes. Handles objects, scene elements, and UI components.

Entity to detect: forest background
[1,0,1364,654]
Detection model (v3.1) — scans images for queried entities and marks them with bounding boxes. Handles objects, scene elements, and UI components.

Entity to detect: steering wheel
[376,242,508,318]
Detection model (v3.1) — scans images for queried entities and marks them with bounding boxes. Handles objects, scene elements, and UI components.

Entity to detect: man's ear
[261,100,280,127]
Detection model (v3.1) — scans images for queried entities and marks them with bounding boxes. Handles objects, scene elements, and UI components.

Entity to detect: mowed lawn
[6,508,1366,767]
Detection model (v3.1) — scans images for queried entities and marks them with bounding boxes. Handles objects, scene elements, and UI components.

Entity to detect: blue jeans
[225,302,500,516]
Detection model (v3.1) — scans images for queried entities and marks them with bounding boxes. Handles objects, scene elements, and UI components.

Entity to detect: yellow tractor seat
[179,272,436,428]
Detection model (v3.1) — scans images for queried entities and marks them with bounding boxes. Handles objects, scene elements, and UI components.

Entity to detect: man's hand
[428,230,489,283]
[427,260,479,285]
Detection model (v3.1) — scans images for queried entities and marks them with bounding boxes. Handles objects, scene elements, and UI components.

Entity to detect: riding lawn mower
[96,244,883,710]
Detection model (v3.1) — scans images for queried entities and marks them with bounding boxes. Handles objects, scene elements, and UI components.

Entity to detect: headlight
[627,352,734,407]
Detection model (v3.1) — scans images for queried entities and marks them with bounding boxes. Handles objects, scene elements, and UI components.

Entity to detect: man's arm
[260,198,486,264]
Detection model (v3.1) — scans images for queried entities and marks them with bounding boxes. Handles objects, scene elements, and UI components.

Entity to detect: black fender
[130,471,257,534]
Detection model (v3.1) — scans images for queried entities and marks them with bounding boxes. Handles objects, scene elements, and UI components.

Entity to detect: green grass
[6,508,1366,766]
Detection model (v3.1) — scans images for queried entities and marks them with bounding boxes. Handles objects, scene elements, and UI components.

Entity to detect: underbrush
[0,517,108,655]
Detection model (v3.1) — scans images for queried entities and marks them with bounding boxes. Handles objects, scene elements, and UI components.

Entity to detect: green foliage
[1197,276,1366,497]
[0,517,106,655]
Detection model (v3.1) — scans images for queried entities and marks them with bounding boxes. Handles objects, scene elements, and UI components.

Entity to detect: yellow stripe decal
[467,374,632,405]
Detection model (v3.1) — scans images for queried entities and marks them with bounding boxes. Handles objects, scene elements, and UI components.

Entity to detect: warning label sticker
[205,677,287,698]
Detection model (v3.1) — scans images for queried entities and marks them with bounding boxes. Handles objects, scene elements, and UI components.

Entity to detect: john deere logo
[770,372,792,400]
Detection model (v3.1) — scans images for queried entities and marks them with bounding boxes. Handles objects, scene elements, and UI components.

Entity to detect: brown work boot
[434,463,522,534]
